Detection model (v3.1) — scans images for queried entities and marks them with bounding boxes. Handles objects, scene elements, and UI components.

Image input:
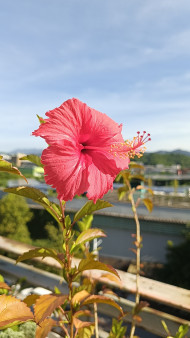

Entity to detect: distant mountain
[3,148,190,158]
[153,149,190,157]
[9,149,42,155]
[171,149,190,156]
[138,150,190,167]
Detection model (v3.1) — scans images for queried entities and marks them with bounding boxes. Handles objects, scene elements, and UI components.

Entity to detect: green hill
[138,152,190,168]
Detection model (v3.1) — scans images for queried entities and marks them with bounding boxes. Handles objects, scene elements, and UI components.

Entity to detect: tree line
[137,152,190,168]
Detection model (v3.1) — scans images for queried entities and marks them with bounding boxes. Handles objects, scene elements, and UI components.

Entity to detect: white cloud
[0,0,190,152]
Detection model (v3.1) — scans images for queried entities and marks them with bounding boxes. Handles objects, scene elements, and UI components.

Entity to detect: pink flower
[33,98,149,202]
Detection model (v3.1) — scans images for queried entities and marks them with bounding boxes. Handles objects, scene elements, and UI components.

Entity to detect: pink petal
[88,150,129,176]
[87,162,114,203]
[32,98,90,145]
[32,98,136,203]
[41,143,90,201]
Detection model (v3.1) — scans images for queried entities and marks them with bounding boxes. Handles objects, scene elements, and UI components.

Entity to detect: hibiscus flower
[33,98,149,202]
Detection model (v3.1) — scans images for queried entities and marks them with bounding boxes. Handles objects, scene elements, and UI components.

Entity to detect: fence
[0,236,190,337]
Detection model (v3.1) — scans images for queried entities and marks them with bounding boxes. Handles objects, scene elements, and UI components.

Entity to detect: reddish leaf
[74,310,92,318]
[143,198,153,213]
[82,295,124,315]
[78,258,120,280]
[34,294,67,324]
[72,290,90,306]
[136,185,153,195]
[75,228,106,246]
[102,289,118,298]
[23,294,40,307]
[133,240,140,248]
[133,301,149,315]
[100,273,122,286]
[36,318,56,338]
[0,295,33,329]
[0,282,11,290]
[73,317,94,329]
[129,248,137,255]
[140,270,145,276]
[133,315,142,323]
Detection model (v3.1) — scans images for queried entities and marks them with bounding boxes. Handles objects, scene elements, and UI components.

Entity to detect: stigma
[110,131,151,159]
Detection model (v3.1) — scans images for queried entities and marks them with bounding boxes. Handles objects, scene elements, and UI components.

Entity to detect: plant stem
[93,239,99,338]
[66,236,74,338]
[94,302,99,338]
[60,201,66,227]
[126,182,141,338]
[60,200,74,338]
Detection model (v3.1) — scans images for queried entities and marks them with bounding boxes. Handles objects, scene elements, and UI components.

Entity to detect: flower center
[110,131,151,159]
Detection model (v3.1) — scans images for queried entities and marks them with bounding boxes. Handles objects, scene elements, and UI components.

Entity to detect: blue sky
[0,0,190,153]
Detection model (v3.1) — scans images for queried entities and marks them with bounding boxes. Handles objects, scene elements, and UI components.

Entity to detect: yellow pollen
[110,133,148,160]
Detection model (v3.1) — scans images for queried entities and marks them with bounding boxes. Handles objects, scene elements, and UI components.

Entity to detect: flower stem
[60,200,74,338]
[94,302,99,338]
[66,235,74,338]
[126,181,141,338]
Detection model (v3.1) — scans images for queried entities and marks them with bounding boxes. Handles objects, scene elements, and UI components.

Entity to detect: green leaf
[175,324,189,338]
[82,295,124,315]
[74,200,113,223]
[77,258,120,279]
[16,247,65,267]
[0,158,27,182]
[129,174,145,182]
[20,154,43,168]
[118,186,128,201]
[77,325,95,338]
[4,186,61,223]
[75,228,106,246]
[108,319,127,338]
[116,170,130,183]
[54,286,61,294]
[0,273,10,295]
[37,114,46,124]
[129,162,144,169]
[161,320,171,335]
[143,198,153,213]
[119,191,127,201]
[77,215,94,232]
[65,215,72,230]
[115,173,122,182]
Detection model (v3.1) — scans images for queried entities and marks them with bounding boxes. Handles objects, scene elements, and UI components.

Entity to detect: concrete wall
[89,214,185,263]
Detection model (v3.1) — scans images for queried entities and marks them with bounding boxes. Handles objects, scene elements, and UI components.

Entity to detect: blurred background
[0,2,190,337]
[0,0,190,152]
